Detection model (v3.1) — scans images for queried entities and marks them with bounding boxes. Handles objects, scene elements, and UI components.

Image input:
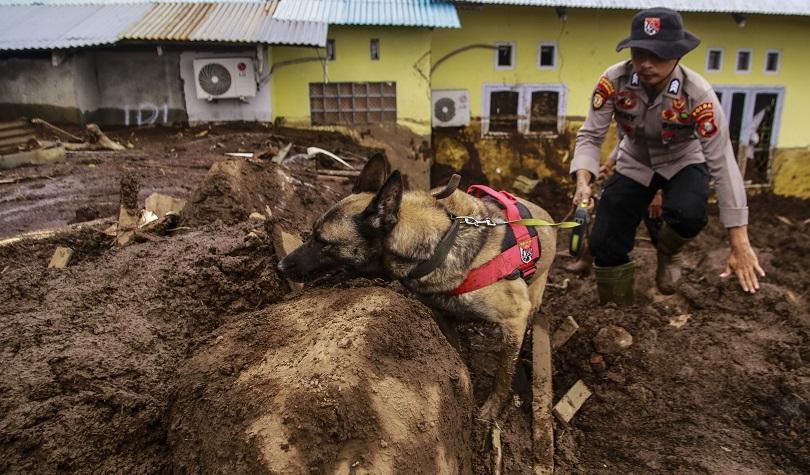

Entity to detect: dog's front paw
[477,398,502,422]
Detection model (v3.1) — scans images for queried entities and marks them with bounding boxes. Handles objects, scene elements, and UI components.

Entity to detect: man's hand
[573,169,594,209]
[648,190,663,219]
[598,159,616,180]
[720,225,766,293]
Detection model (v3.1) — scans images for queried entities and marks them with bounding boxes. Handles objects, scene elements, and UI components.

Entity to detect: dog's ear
[362,170,403,232]
[353,153,390,193]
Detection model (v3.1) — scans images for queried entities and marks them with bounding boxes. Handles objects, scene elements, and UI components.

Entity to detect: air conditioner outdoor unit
[193,57,257,100]
[432,89,470,127]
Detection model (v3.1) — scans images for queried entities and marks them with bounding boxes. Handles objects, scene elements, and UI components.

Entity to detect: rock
[592,326,633,354]
[47,246,74,269]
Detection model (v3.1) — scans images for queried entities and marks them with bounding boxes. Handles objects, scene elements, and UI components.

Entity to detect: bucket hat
[616,7,700,59]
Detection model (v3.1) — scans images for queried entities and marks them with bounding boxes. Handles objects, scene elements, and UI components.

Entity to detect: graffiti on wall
[124,102,169,126]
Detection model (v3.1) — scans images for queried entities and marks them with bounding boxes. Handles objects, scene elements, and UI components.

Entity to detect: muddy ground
[1,124,808,474]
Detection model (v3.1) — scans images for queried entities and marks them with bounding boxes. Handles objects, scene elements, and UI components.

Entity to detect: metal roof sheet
[122,1,327,45]
[273,0,462,27]
[0,4,150,50]
[454,1,810,16]
[0,0,264,5]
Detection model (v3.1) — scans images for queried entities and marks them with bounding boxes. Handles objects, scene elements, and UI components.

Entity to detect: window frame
[537,42,557,70]
[764,49,781,74]
[705,47,723,73]
[735,48,753,74]
[494,42,516,70]
[481,83,567,136]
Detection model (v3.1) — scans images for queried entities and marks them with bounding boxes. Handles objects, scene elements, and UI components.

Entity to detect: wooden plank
[0,128,32,140]
[532,311,554,475]
[551,315,579,349]
[0,120,27,131]
[552,380,592,424]
[0,134,35,148]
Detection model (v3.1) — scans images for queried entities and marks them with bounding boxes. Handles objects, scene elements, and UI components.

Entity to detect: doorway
[713,86,785,185]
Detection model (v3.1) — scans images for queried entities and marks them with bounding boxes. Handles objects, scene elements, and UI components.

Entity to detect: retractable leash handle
[569,201,590,257]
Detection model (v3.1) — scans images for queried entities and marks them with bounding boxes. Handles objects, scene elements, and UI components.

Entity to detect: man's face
[631,48,679,87]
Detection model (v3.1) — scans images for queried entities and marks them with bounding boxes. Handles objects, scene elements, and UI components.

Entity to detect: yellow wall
[270,26,432,135]
[432,6,810,148]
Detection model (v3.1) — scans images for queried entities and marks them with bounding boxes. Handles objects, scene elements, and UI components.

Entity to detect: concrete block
[552,380,592,424]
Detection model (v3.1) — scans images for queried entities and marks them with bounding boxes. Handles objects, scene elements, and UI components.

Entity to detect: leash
[454,215,581,229]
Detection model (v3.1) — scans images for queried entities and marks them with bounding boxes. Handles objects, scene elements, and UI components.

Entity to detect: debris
[264,205,274,220]
[491,422,503,475]
[317,175,351,182]
[316,169,361,177]
[1,265,7,274]
[1,145,66,171]
[337,337,352,348]
[532,312,554,474]
[589,354,606,373]
[224,152,254,158]
[271,224,304,292]
[551,315,579,349]
[271,142,293,163]
[593,326,634,354]
[669,314,691,328]
[139,212,180,237]
[145,192,186,218]
[306,146,355,170]
[30,118,83,143]
[776,215,792,225]
[511,175,539,195]
[139,210,159,228]
[47,246,74,269]
[248,212,266,223]
[547,278,570,290]
[116,173,140,246]
[87,124,126,151]
[195,129,209,138]
[552,380,592,424]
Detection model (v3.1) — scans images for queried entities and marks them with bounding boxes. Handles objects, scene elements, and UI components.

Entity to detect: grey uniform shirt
[571,61,748,228]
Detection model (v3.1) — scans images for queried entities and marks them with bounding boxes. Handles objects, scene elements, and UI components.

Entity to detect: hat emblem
[644,17,661,36]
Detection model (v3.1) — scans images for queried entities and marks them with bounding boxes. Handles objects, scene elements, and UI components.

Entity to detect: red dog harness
[449,185,541,296]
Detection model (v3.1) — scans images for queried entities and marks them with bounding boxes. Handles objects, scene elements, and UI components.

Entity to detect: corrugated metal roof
[273,0,462,27]
[0,4,150,50]
[454,1,810,16]
[0,0,264,5]
[122,1,327,45]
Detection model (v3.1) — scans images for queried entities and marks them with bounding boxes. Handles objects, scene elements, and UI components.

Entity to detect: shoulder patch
[691,102,718,138]
[591,76,614,110]
[667,78,681,95]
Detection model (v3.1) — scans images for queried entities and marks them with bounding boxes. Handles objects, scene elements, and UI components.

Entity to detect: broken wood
[317,175,351,182]
[86,123,125,151]
[30,118,83,142]
[139,212,180,236]
[116,173,140,246]
[532,311,554,475]
[551,315,579,349]
[316,169,361,177]
[0,216,115,247]
[47,246,74,268]
[491,423,503,475]
[552,380,592,424]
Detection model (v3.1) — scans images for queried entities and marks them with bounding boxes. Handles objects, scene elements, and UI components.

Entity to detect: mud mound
[0,223,285,474]
[168,287,473,474]
[182,159,347,232]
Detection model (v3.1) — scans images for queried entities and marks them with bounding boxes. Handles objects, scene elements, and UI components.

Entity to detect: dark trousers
[591,163,710,267]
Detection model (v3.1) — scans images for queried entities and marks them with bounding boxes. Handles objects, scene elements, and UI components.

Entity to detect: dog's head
[277,154,403,282]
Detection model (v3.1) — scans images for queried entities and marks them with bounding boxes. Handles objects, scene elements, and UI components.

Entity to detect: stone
[47,246,73,268]
[592,326,633,354]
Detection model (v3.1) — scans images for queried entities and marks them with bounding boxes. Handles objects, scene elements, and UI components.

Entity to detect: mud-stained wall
[0,48,187,125]
[772,148,810,198]
[270,26,433,136]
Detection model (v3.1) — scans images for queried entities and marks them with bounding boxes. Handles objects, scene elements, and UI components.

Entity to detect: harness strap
[407,218,460,280]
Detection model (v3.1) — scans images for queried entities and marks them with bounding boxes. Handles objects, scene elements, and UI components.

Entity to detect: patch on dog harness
[449,185,542,296]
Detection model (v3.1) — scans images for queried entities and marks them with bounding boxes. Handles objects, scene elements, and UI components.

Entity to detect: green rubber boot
[594,261,635,306]
[656,224,692,295]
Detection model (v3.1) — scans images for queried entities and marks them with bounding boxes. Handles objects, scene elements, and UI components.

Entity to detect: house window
[736,49,752,73]
[483,84,566,135]
[310,82,396,125]
[529,90,559,132]
[706,48,723,72]
[765,50,780,74]
[370,38,380,61]
[489,90,519,132]
[495,43,515,69]
[326,39,336,61]
[538,43,556,70]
